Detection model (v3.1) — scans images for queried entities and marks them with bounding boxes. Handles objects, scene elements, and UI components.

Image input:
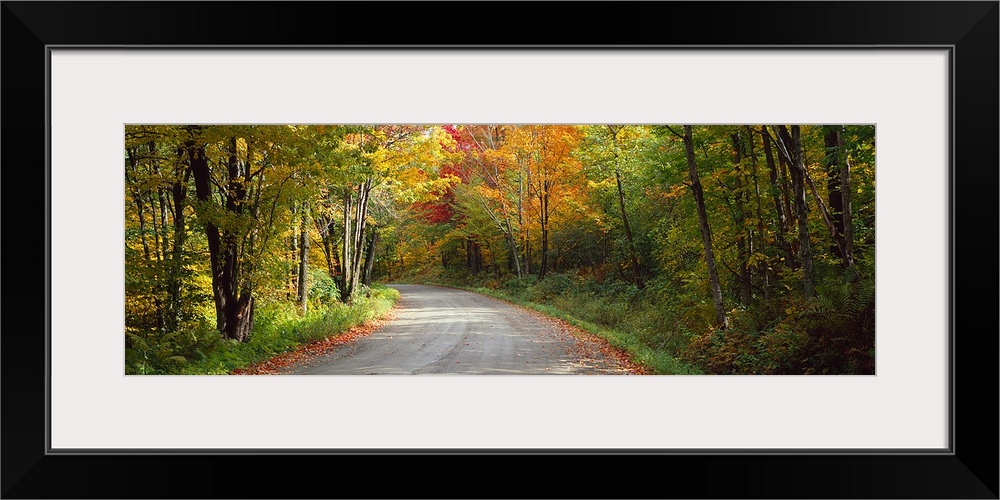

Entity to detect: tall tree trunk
[466,239,481,273]
[148,181,162,264]
[223,293,254,342]
[802,162,856,269]
[289,204,298,300]
[349,179,372,298]
[608,126,644,289]
[520,169,530,276]
[777,147,795,247]
[166,165,189,332]
[152,142,169,264]
[824,126,855,268]
[126,147,166,331]
[775,126,815,299]
[537,182,550,281]
[824,127,846,258]
[297,204,310,315]
[780,128,856,270]
[340,188,353,302]
[517,169,531,276]
[315,214,341,281]
[189,134,255,341]
[471,188,521,279]
[731,132,752,305]
[362,228,379,286]
[188,140,226,333]
[760,126,794,269]
[615,169,644,289]
[147,186,167,332]
[220,229,251,341]
[323,237,338,279]
[125,148,152,261]
[683,126,729,329]
[132,192,151,261]
[504,219,522,279]
[221,136,253,341]
[746,129,769,300]
[156,189,169,262]
[838,131,855,268]
[524,239,531,276]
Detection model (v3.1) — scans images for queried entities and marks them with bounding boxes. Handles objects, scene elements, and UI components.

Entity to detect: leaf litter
[230,303,401,375]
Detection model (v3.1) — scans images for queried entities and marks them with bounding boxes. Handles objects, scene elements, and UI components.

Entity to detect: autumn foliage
[125,123,876,375]
[389,124,876,375]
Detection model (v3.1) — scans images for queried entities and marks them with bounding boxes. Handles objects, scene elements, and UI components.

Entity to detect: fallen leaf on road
[230,302,400,375]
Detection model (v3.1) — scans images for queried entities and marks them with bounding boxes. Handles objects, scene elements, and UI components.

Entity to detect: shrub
[528,273,574,301]
[308,269,341,308]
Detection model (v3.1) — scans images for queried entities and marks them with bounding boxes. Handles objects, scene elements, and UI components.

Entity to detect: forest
[125,124,875,375]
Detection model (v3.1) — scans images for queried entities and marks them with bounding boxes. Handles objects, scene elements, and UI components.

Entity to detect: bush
[308,268,341,308]
[677,274,875,375]
[125,319,220,375]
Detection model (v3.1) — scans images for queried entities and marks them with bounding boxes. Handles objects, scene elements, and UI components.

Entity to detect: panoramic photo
[125,124,875,375]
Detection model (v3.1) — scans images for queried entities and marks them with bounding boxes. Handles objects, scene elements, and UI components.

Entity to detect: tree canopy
[126,124,876,375]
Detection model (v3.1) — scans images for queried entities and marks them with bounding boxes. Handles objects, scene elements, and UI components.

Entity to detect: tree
[458,124,524,278]
[509,125,583,280]
[338,125,457,299]
[667,125,729,329]
[122,123,878,375]
[772,125,815,299]
[823,125,855,268]
[186,126,298,341]
[759,125,794,269]
[125,126,195,334]
[296,203,310,315]
[730,129,752,305]
[577,125,647,289]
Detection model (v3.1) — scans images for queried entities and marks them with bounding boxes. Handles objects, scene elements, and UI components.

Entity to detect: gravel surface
[286,284,641,375]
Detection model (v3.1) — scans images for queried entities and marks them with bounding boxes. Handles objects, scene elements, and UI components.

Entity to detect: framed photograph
[3,2,996,498]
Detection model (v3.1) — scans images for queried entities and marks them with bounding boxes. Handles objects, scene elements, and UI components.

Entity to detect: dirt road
[288,284,637,375]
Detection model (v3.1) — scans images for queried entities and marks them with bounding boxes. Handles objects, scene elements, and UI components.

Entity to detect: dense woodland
[125,124,875,375]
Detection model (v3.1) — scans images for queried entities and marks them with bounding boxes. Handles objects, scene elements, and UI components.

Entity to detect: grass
[126,285,400,375]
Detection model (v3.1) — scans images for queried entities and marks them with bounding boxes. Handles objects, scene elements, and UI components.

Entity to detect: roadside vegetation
[410,269,702,375]
[403,259,873,375]
[126,124,874,376]
[389,124,876,375]
[126,284,398,375]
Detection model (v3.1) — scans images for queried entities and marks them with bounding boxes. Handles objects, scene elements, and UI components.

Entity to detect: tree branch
[663,125,686,141]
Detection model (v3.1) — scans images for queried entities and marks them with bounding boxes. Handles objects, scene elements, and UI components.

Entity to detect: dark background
[2,2,997,498]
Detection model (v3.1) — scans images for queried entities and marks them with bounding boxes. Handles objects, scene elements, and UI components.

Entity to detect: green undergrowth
[466,286,700,375]
[125,285,400,375]
[397,261,874,375]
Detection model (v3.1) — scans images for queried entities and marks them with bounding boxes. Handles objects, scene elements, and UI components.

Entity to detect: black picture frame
[3,2,996,498]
